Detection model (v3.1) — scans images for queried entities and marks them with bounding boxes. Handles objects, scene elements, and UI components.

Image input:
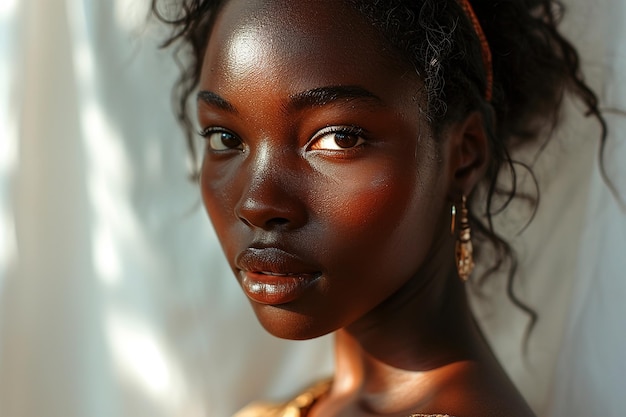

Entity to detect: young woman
[152,0,603,415]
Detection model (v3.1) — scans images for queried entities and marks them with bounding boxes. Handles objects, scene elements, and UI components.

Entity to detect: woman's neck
[314,261,493,416]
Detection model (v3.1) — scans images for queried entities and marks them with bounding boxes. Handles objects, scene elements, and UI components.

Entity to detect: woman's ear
[445,111,490,199]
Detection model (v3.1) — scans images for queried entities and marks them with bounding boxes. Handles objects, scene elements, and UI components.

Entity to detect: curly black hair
[151,0,606,334]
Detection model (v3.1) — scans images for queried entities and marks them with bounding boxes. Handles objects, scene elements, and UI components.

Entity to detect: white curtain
[0,1,623,416]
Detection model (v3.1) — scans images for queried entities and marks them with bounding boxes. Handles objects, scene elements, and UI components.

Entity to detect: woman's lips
[236,247,321,305]
[240,271,320,305]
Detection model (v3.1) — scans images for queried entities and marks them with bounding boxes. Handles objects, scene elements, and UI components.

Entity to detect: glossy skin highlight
[197,1,535,416]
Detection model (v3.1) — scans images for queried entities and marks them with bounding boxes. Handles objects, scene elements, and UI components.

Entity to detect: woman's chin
[251,303,337,341]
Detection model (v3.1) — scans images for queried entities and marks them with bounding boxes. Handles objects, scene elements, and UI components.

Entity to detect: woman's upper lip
[235,247,320,276]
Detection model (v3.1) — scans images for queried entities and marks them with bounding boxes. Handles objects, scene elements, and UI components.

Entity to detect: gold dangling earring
[455,195,475,282]
[450,203,456,235]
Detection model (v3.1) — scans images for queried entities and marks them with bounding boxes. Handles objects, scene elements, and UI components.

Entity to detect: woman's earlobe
[447,111,490,197]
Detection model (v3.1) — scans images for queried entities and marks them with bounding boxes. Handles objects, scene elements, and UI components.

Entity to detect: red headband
[456,0,493,101]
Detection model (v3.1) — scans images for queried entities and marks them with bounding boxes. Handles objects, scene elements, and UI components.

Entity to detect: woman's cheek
[312,163,418,230]
[200,164,242,253]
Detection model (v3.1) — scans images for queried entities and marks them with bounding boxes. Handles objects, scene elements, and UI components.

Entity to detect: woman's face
[198,0,452,339]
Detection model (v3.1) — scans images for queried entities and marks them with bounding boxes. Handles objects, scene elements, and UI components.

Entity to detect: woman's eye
[309,127,366,151]
[201,129,243,151]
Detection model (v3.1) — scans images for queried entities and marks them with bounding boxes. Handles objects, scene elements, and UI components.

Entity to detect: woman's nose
[234,145,308,231]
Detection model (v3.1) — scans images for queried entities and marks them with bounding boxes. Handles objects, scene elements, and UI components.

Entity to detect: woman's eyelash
[198,127,213,137]
[320,125,364,137]
[198,126,367,139]
[308,125,369,152]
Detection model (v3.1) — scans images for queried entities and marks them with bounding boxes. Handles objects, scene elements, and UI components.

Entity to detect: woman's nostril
[235,189,308,230]
[238,215,253,228]
[266,217,289,228]
[236,201,300,229]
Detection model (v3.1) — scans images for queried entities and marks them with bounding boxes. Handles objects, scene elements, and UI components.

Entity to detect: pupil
[221,133,240,148]
[334,133,357,148]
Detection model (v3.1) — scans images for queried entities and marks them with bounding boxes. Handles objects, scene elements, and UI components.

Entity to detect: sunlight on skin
[227,27,268,73]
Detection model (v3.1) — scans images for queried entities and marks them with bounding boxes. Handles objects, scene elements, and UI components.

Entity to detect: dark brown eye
[309,126,365,151]
[333,132,360,148]
[204,130,243,151]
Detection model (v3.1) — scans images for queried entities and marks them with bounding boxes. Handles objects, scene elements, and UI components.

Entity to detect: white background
[0,0,624,416]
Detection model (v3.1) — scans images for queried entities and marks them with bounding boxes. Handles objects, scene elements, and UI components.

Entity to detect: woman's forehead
[203,0,419,99]
[208,0,382,60]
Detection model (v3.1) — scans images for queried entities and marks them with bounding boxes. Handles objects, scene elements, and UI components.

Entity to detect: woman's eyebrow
[197,90,237,113]
[289,86,384,110]
[197,86,383,113]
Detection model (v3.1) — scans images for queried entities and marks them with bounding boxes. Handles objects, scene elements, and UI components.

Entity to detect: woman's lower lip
[240,271,320,305]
